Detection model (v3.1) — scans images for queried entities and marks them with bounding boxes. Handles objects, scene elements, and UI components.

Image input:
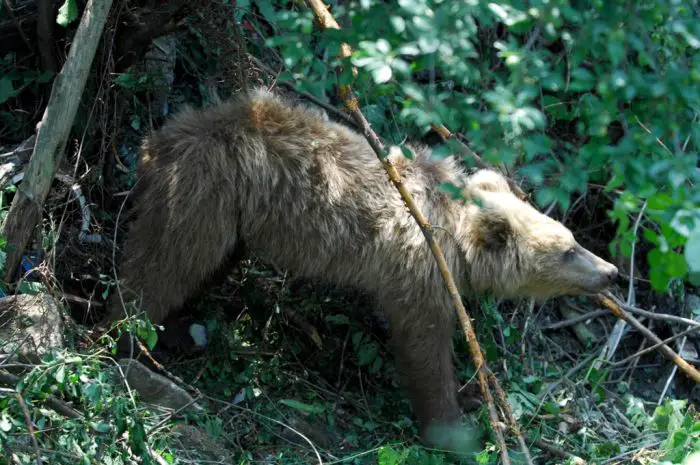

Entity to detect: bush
[251,0,699,293]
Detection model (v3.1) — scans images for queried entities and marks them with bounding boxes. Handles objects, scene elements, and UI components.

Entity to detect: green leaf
[570,68,596,92]
[56,0,78,27]
[399,145,414,160]
[607,40,625,66]
[390,17,405,34]
[0,414,11,432]
[0,76,16,105]
[54,365,65,383]
[279,399,326,415]
[649,265,671,292]
[17,281,45,295]
[146,329,158,350]
[91,422,111,434]
[378,446,403,465]
[685,229,700,273]
[439,181,465,200]
[325,314,350,325]
[541,95,570,120]
[371,64,392,84]
[357,341,379,366]
[666,252,688,278]
[130,115,141,131]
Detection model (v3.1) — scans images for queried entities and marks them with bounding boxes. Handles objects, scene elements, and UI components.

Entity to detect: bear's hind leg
[105,186,241,339]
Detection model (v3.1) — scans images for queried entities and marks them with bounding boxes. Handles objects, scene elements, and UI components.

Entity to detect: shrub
[250,0,699,293]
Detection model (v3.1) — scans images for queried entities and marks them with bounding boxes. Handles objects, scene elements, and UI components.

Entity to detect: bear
[101,87,618,450]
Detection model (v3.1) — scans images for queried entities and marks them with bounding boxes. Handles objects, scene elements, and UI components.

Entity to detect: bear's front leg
[387,306,480,452]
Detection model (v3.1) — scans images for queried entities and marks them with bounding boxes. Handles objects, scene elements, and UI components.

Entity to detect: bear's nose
[606,265,619,283]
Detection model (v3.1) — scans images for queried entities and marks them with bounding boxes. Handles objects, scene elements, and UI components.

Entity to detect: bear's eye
[563,248,576,260]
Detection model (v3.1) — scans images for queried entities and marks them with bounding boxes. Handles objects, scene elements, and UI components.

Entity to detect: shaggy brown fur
[103,88,618,449]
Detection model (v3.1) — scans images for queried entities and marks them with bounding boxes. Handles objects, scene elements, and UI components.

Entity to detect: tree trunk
[1,0,113,282]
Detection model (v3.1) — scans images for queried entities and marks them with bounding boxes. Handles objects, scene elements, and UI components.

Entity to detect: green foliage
[259,0,699,294]
[377,444,452,465]
[56,0,79,28]
[0,351,155,465]
[623,397,700,464]
[0,53,54,137]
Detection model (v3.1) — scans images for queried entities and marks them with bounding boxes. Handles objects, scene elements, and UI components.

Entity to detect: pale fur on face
[458,169,618,299]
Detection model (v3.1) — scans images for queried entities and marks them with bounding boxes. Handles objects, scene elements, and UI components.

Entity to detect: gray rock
[0,293,64,365]
[116,358,204,412]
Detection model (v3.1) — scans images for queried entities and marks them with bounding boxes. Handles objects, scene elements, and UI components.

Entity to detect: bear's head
[458,169,619,299]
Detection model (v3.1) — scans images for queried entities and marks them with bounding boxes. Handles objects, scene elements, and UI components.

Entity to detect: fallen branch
[597,292,700,384]
[560,304,598,347]
[533,438,585,464]
[542,309,609,331]
[610,326,700,367]
[488,370,535,465]
[621,303,700,328]
[0,0,113,282]
[15,392,42,464]
[0,370,84,420]
[303,0,513,462]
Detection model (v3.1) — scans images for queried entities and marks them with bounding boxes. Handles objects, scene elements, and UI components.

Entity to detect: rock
[0,293,64,365]
[115,358,204,412]
[679,294,700,363]
[170,424,236,463]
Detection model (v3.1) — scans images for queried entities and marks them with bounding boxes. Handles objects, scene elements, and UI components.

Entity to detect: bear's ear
[465,169,512,195]
[473,208,513,249]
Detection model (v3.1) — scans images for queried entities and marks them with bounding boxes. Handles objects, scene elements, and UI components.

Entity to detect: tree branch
[597,292,700,384]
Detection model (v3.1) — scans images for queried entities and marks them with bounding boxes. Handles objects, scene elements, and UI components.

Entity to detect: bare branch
[597,293,700,384]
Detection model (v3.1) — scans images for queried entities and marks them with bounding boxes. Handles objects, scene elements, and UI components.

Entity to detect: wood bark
[1,0,113,282]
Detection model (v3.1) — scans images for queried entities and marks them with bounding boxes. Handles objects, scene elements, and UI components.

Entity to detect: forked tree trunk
[1,0,113,282]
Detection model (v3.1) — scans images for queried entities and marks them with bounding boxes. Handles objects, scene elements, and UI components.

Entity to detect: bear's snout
[604,265,619,284]
[594,260,619,289]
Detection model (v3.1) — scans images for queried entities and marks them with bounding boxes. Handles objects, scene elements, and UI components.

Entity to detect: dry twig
[542,309,609,331]
[597,293,700,384]
[533,438,585,464]
[488,370,535,465]
[598,201,647,369]
[610,325,700,367]
[15,392,42,465]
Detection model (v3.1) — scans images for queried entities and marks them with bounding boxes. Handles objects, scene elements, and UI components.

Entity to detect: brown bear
[102,87,618,450]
